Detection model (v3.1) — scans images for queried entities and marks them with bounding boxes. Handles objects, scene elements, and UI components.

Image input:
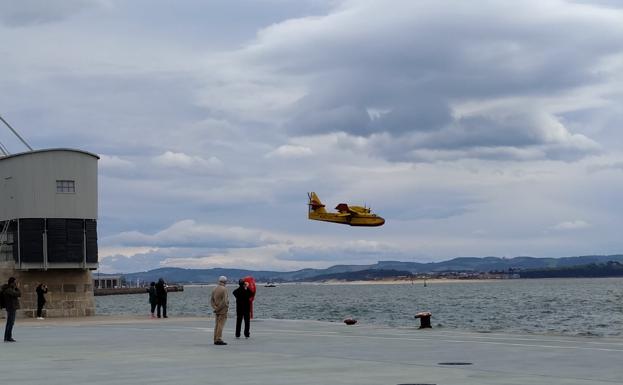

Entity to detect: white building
[0,148,99,270]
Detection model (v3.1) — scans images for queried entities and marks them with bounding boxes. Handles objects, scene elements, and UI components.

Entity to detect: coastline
[317,278,507,285]
[184,278,509,287]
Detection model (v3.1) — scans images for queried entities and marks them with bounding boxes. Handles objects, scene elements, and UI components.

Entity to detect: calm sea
[96,277,623,337]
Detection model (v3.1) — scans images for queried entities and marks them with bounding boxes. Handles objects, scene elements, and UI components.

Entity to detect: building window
[0,222,14,262]
[56,180,75,193]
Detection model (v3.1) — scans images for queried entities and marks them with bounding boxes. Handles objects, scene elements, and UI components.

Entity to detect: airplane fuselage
[308,212,385,227]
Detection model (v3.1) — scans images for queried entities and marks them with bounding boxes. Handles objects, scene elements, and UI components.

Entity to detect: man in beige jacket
[210,276,229,345]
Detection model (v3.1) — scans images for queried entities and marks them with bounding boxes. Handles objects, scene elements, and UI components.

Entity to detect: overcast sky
[1,0,622,273]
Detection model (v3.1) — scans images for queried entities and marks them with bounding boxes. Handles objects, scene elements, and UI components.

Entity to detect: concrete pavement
[1,316,621,384]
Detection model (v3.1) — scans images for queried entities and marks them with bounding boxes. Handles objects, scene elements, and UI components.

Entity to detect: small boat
[264,282,277,287]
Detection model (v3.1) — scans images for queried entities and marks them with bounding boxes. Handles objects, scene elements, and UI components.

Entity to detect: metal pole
[43,219,48,270]
[83,220,87,270]
[17,218,21,269]
[0,140,9,155]
[0,115,34,151]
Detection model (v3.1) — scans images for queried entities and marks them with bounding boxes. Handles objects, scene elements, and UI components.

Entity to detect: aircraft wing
[347,207,363,215]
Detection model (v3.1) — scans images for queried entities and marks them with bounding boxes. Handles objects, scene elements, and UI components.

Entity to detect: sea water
[96,277,623,336]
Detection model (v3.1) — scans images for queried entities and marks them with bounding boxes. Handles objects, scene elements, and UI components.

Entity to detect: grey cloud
[4,0,623,273]
[287,103,370,136]
[0,0,99,27]
[572,0,623,8]
[99,252,167,274]
[276,241,403,262]
[101,220,277,249]
[360,108,600,162]
[235,0,623,162]
[371,100,453,135]
[587,161,623,173]
[383,201,473,221]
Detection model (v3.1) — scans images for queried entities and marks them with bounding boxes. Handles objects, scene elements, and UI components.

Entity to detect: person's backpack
[0,287,5,309]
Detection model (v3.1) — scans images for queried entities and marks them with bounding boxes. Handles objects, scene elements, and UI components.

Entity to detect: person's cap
[218,276,227,283]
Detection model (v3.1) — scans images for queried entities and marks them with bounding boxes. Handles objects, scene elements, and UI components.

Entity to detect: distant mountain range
[111,254,623,283]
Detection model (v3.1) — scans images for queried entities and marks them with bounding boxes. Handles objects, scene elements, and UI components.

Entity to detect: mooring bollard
[415,311,432,328]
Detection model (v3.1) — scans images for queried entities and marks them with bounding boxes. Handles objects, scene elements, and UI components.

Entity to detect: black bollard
[415,311,432,328]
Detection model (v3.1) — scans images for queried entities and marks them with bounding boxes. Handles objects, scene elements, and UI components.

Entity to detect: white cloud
[265,144,313,158]
[205,0,621,162]
[99,154,134,170]
[277,239,402,262]
[3,0,623,273]
[152,151,223,171]
[102,219,277,249]
[550,220,592,231]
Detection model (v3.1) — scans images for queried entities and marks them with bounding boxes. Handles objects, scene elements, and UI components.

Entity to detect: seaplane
[307,192,385,227]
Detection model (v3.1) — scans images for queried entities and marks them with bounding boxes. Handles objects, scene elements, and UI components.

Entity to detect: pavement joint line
[373,332,623,347]
[244,349,620,384]
[381,327,623,341]
[50,322,623,353]
[251,323,623,346]
[353,328,618,340]
[20,316,623,341]
[19,319,623,351]
[425,334,623,346]
[250,330,623,352]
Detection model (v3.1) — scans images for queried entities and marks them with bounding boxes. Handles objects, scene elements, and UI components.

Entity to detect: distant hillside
[121,267,281,284]
[298,269,413,282]
[519,261,623,278]
[373,255,623,272]
[113,254,623,283]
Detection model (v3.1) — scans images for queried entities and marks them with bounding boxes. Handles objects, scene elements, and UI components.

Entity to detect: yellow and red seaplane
[307,192,385,227]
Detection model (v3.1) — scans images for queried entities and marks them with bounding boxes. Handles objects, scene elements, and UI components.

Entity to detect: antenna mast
[0,114,34,154]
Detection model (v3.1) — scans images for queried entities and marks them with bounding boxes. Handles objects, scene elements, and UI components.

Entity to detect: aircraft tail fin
[308,192,327,213]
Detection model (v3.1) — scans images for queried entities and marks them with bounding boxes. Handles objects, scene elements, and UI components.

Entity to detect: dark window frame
[56,180,76,194]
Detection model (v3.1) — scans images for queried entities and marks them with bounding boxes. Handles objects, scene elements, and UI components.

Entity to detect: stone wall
[0,261,95,318]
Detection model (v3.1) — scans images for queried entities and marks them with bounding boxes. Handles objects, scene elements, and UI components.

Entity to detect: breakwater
[94,285,184,296]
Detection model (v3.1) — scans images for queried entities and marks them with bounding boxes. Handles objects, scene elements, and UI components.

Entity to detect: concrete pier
[1,316,621,384]
[0,262,95,318]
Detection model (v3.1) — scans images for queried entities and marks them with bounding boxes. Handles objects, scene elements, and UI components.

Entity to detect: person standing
[155,278,168,318]
[210,276,229,345]
[148,282,157,319]
[35,283,48,320]
[233,279,252,338]
[2,277,21,342]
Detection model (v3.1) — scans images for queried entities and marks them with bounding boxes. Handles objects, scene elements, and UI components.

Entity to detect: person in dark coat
[35,283,48,319]
[155,278,167,318]
[148,282,157,318]
[232,279,252,338]
[2,277,21,342]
